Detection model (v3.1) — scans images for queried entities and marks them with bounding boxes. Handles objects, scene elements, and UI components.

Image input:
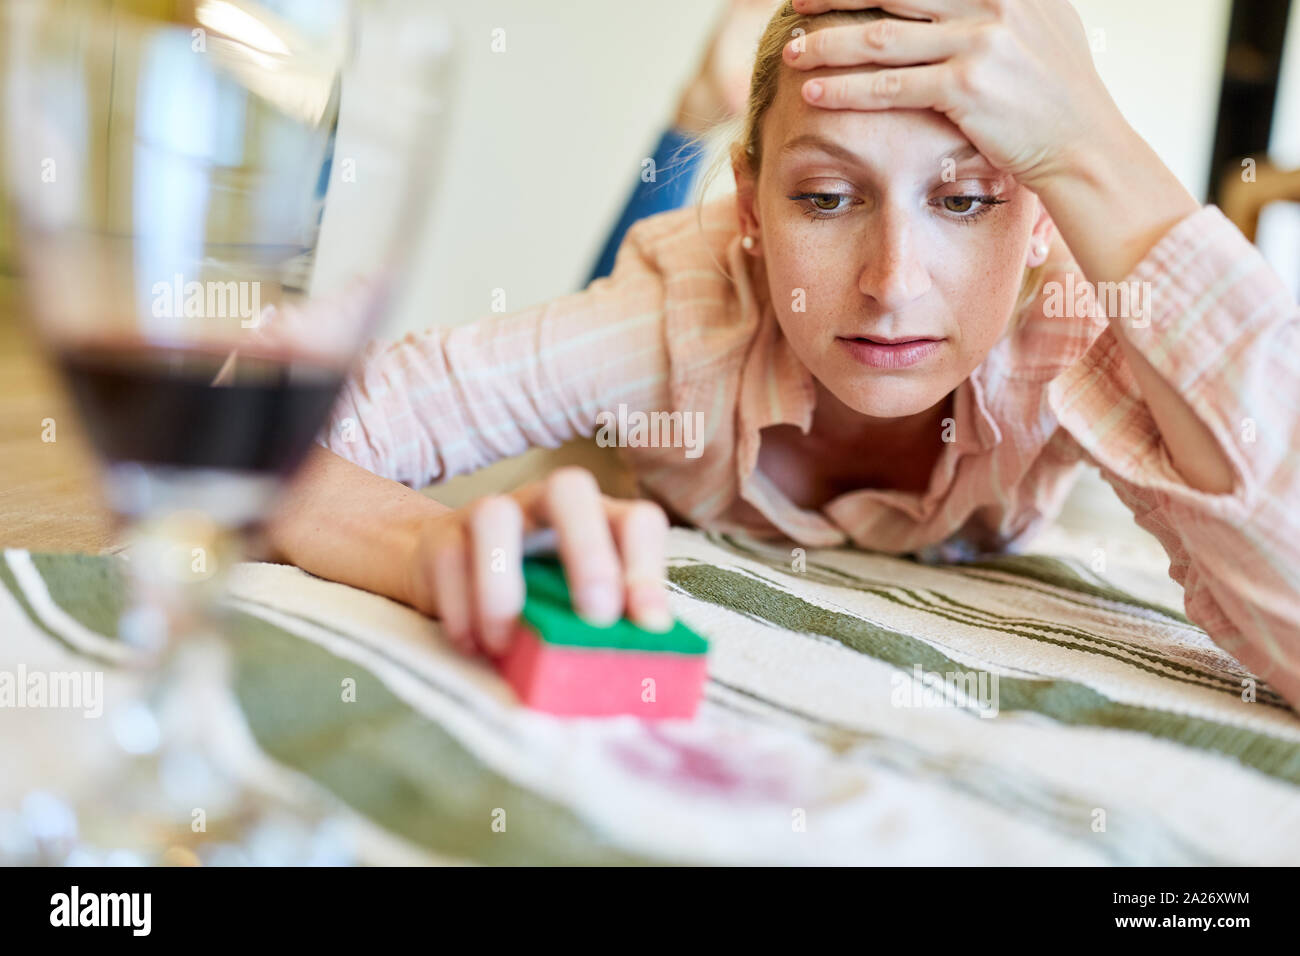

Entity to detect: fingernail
[637,606,674,633]
[805,80,823,102]
[628,580,672,632]
[576,585,619,627]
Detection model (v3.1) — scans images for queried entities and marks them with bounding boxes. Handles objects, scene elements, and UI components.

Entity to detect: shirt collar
[958,360,1002,454]
[733,274,817,491]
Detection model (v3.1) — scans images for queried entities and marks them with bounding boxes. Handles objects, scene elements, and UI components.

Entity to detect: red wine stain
[605,725,796,802]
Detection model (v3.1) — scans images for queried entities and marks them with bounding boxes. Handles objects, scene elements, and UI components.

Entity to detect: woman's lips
[837,336,944,369]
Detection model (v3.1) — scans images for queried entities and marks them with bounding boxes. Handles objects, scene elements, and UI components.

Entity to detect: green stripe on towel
[957,553,1191,624]
[0,554,81,658]
[30,552,126,641]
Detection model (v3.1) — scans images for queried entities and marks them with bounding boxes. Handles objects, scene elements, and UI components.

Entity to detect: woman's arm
[1028,122,1236,496]
[1042,203,1300,710]
[266,218,684,652]
[265,445,451,608]
[319,229,673,490]
[266,446,674,656]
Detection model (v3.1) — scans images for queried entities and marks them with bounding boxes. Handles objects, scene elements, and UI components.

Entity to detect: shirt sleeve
[1047,204,1300,711]
[322,219,674,489]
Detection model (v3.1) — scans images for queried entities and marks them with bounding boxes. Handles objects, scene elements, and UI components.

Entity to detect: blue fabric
[586,127,706,285]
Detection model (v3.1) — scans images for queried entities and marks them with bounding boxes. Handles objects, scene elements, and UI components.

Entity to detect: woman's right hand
[405,466,674,658]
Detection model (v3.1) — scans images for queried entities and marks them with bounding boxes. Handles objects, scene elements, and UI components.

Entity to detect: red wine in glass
[58,344,345,476]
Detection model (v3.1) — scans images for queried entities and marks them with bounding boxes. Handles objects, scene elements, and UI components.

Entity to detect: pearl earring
[1033,241,1048,261]
[741,235,755,251]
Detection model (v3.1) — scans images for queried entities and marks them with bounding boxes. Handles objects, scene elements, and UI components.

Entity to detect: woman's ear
[1026,198,1056,268]
[731,144,763,258]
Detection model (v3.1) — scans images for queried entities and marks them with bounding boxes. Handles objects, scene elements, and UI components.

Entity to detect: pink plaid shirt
[326,198,1300,709]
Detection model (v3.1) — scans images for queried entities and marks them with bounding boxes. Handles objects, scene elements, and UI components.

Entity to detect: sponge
[495,556,708,719]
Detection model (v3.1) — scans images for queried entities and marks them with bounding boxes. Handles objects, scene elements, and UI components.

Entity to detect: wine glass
[0,0,453,864]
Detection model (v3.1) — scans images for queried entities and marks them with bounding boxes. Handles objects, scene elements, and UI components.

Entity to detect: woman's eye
[789,192,856,219]
[934,195,1007,220]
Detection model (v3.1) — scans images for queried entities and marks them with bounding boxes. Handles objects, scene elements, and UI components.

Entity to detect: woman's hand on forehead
[782,0,1125,196]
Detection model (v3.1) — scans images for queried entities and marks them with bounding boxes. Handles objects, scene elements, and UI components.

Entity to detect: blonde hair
[715,2,1045,328]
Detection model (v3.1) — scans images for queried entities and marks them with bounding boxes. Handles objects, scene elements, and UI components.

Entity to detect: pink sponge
[494,557,709,719]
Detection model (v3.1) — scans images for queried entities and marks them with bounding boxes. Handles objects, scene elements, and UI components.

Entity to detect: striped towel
[2,528,1298,865]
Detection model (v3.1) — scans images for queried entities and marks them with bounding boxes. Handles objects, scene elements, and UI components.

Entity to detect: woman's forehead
[766,71,974,170]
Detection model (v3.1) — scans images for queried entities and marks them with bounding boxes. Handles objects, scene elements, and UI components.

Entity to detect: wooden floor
[0,277,115,553]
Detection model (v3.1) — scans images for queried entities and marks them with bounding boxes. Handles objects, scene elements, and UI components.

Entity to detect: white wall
[325,0,1235,338]
[365,0,724,337]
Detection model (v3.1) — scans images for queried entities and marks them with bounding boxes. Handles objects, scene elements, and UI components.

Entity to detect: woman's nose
[856,215,932,311]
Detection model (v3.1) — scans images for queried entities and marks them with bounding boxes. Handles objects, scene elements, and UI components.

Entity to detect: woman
[268,1,1300,711]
